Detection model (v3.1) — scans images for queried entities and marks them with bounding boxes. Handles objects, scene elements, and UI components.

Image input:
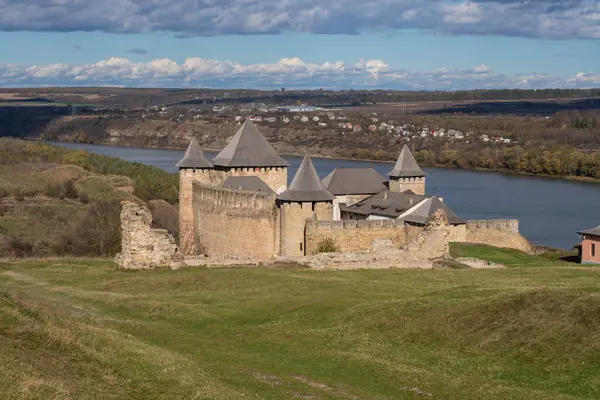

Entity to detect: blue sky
[1,0,599,90]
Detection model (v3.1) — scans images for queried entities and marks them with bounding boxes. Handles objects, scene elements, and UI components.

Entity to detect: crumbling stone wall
[404,209,453,258]
[464,219,531,253]
[193,182,280,260]
[115,201,184,270]
[305,219,407,255]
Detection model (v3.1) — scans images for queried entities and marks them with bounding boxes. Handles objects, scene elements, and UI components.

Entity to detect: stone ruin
[114,201,184,270]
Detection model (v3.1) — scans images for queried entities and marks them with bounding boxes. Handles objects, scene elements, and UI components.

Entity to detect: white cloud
[0,56,598,90]
[0,0,599,39]
[473,64,492,74]
[442,2,482,24]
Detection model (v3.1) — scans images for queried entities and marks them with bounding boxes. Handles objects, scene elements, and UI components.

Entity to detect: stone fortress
[117,119,531,269]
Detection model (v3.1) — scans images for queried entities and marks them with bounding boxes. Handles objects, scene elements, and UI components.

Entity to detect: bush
[315,237,340,254]
[46,182,65,199]
[57,199,122,256]
[63,180,78,199]
[79,193,90,204]
[0,234,33,258]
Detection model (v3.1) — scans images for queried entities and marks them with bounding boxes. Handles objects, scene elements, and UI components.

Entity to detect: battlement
[305,219,406,230]
[466,219,519,233]
[389,176,425,182]
[214,166,287,172]
[464,219,530,253]
[193,181,277,215]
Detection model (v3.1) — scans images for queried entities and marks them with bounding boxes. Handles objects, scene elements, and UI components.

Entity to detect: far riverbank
[42,138,600,185]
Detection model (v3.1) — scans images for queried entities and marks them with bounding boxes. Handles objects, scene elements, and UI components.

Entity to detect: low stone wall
[193,182,280,260]
[305,219,407,255]
[115,201,184,270]
[464,219,531,253]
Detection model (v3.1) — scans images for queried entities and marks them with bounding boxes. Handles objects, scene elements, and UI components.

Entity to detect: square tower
[387,144,426,195]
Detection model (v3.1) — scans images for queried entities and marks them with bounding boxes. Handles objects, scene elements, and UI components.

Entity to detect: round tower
[277,155,334,257]
[387,144,426,195]
[176,138,213,255]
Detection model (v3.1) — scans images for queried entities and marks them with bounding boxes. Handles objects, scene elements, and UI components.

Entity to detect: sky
[0,0,599,90]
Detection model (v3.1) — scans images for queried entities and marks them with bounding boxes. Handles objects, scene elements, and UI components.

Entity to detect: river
[50,141,600,250]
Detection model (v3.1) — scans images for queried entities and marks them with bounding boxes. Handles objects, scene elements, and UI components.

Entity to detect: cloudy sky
[1,0,599,90]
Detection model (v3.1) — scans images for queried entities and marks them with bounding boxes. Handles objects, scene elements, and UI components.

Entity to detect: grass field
[0,245,598,399]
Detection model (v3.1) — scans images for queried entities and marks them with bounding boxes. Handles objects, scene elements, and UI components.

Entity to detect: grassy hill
[0,245,596,399]
[0,139,179,257]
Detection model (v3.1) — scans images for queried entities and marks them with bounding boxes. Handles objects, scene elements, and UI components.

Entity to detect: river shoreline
[44,138,600,184]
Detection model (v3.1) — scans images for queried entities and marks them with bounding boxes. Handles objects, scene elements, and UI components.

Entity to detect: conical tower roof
[277,155,334,202]
[400,196,464,225]
[388,144,426,178]
[175,137,213,169]
[212,120,289,168]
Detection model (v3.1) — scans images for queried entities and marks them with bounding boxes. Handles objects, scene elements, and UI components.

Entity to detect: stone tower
[277,155,334,257]
[176,138,214,255]
[212,119,289,194]
[387,144,426,195]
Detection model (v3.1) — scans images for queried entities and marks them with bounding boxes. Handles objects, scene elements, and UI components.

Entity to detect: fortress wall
[389,176,426,195]
[305,219,407,254]
[178,169,219,255]
[193,182,280,260]
[224,167,288,194]
[464,219,531,253]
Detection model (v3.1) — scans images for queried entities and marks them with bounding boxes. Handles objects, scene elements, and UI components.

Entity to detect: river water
[51,141,600,250]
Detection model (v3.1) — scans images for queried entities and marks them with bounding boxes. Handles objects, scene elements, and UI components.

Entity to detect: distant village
[82,102,518,146]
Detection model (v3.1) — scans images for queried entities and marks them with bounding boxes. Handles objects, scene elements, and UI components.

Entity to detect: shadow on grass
[558,254,580,264]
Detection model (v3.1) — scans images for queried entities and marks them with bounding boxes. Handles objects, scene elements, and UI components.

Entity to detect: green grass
[0,251,599,399]
[450,243,578,267]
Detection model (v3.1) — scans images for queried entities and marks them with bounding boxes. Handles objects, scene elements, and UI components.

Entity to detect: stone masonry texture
[465,220,531,253]
[280,202,333,257]
[193,181,280,260]
[305,219,408,255]
[179,167,286,255]
[389,177,426,195]
[115,201,184,270]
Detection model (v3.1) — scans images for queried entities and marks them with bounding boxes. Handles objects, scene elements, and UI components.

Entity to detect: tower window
[300,243,303,252]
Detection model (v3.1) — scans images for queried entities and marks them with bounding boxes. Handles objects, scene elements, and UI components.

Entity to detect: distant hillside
[3,87,600,107]
[0,139,179,258]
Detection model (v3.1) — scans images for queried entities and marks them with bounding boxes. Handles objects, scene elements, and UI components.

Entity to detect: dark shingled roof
[277,155,334,202]
[212,119,289,168]
[578,225,600,237]
[221,176,274,194]
[399,196,465,225]
[322,168,387,195]
[388,144,426,178]
[341,189,427,218]
[175,137,213,169]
